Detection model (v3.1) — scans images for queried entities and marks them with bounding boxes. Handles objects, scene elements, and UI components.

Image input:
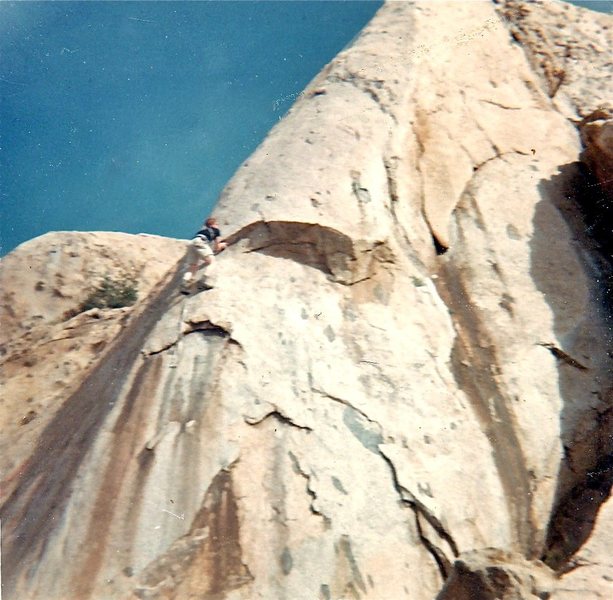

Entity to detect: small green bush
[81,274,138,311]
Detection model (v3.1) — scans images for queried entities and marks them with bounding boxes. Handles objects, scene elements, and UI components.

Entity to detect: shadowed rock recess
[0,1,611,598]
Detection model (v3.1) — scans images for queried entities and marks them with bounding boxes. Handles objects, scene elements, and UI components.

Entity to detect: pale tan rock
[1,2,612,600]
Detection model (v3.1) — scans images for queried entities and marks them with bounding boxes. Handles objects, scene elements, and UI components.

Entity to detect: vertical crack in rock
[437,266,537,556]
[378,448,459,581]
[412,109,442,255]
[287,450,330,526]
[412,108,455,256]
[382,153,436,281]
[134,465,254,599]
[383,155,422,262]
[0,254,190,595]
[414,511,453,580]
[350,169,372,223]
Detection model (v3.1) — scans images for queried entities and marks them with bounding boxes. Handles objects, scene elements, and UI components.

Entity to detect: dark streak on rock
[200,470,252,594]
[436,263,537,556]
[339,535,367,594]
[74,356,163,598]
[137,466,254,598]
[0,254,190,596]
[332,476,348,495]
[280,547,293,576]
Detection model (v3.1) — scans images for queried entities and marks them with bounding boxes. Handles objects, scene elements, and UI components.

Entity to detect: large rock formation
[1,1,611,598]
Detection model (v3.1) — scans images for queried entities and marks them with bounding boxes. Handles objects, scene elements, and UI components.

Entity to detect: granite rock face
[1,2,611,599]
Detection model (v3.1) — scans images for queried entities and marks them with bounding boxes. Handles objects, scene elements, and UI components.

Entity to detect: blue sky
[1,1,609,255]
[0,1,382,254]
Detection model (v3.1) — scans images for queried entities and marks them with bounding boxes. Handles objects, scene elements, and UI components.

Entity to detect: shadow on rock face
[227,219,396,287]
[227,220,355,282]
[531,162,613,571]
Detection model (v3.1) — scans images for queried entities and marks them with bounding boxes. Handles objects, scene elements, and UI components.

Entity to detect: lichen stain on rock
[342,406,383,455]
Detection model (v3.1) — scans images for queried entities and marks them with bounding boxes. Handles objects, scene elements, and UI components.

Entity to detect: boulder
[437,548,555,600]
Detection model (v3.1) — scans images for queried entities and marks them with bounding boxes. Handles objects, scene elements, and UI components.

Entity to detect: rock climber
[181,216,227,292]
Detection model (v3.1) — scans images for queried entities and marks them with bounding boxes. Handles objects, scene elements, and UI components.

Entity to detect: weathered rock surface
[1,1,611,599]
[496,0,612,119]
[0,232,186,503]
[437,549,556,600]
[580,107,613,201]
